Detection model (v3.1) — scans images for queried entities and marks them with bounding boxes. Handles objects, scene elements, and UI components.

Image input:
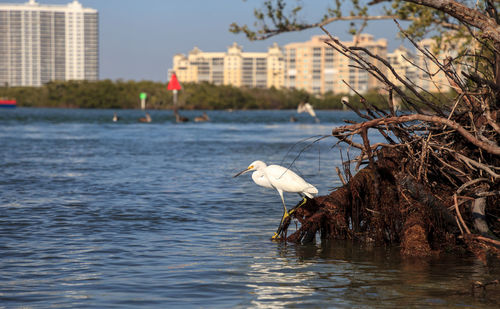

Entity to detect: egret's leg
[278,189,288,218]
[289,196,308,216]
[272,189,288,239]
[273,196,310,239]
[273,214,286,240]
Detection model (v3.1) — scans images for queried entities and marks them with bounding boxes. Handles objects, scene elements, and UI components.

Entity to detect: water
[1,108,499,308]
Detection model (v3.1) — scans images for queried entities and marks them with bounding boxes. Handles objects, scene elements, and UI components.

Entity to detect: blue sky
[5,0,406,81]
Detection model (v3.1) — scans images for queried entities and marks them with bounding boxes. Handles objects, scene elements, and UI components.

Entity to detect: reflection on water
[248,252,317,308]
[0,108,499,308]
[241,241,500,308]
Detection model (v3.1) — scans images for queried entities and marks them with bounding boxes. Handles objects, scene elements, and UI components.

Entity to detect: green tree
[3,80,355,110]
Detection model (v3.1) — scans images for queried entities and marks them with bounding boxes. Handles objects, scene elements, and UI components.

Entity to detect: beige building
[415,38,459,92]
[387,46,417,88]
[283,34,387,94]
[172,35,459,95]
[172,42,284,89]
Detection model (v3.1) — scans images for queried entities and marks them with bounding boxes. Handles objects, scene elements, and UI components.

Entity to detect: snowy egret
[297,102,320,122]
[234,160,318,239]
[341,96,349,110]
[112,112,120,122]
[392,96,402,113]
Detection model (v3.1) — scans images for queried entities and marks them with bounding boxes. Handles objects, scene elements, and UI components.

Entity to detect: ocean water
[1,108,499,308]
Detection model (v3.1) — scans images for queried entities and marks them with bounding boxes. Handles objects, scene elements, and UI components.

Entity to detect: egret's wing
[304,103,316,117]
[266,165,311,193]
[252,170,273,189]
[297,103,306,114]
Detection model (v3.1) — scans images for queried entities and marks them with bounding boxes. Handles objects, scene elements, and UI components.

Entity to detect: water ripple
[1,108,499,308]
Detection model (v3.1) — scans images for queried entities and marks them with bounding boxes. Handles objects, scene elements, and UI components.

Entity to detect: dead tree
[279,18,500,260]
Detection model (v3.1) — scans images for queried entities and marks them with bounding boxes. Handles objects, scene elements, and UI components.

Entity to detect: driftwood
[277,25,500,261]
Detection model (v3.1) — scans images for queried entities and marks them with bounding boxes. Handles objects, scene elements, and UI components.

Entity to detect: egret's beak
[233,167,251,178]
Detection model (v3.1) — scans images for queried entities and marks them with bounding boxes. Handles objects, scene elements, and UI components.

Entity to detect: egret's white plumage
[297,102,316,117]
[234,160,318,238]
[297,102,319,123]
[341,96,349,105]
[341,96,349,110]
[251,168,273,189]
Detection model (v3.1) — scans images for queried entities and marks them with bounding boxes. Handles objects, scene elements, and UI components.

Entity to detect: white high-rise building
[0,0,98,87]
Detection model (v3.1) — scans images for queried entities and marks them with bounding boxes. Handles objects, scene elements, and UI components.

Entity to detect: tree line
[0,79,450,110]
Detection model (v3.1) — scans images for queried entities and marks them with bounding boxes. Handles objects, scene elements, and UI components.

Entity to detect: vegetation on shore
[0,79,448,110]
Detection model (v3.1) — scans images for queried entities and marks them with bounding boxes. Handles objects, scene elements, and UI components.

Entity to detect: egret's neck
[254,165,265,172]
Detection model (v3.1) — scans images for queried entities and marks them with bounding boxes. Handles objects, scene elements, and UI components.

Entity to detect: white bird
[297,102,316,117]
[234,160,318,239]
[391,96,401,113]
[341,96,349,110]
[297,102,319,122]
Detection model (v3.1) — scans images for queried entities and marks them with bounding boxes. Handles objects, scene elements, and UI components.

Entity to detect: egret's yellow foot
[272,232,279,239]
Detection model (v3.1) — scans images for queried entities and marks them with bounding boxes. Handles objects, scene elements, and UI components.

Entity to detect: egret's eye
[248,165,254,170]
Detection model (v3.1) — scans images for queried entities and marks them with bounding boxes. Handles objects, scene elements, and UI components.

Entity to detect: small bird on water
[174,110,189,123]
[234,160,318,239]
[194,112,210,122]
[138,112,152,123]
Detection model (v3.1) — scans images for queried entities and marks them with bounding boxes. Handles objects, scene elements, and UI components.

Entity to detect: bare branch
[332,114,500,155]
[404,0,500,44]
[369,0,500,44]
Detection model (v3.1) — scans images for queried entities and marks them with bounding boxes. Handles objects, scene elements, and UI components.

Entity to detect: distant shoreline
[0,80,450,111]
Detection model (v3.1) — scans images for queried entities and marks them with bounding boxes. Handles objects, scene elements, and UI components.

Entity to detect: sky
[4,0,407,82]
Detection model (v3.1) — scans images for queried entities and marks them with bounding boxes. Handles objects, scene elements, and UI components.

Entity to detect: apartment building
[172,34,461,95]
[172,42,284,89]
[0,0,98,87]
[414,38,461,92]
[387,46,418,88]
[283,34,388,94]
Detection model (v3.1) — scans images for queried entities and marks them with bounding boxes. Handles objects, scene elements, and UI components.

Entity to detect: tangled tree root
[275,25,500,260]
[273,18,500,262]
[279,149,499,259]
